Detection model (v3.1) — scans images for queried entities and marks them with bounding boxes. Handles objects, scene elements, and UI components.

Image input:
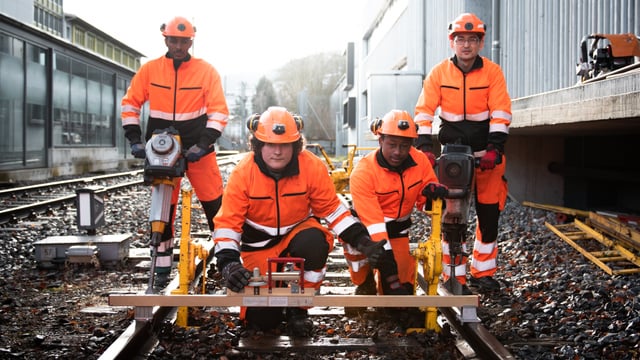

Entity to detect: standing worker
[121,16,229,288]
[414,13,510,292]
[213,106,389,336]
[346,110,449,302]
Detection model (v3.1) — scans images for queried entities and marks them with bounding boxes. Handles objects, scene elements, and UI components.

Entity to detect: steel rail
[415,273,515,360]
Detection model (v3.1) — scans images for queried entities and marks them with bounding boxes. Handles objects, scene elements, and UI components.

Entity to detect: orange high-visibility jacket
[213,150,360,255]
[415,56,511,153]
[350,147,439,241]
[121,55,228,149]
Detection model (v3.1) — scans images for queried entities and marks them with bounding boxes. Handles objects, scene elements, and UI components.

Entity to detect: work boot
[469,276,501,291]
[344,272,376,317]
[285,307,313,337]
[245,307,284,332]
[152,272,170,292]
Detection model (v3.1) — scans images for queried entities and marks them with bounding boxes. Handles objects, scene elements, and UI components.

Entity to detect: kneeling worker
[345,110,448,300]
[213,106,394,336]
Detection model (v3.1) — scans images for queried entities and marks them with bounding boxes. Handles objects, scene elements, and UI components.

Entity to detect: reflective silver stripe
[417,125,432,135]
[241,239,272,248]
[331,214,357,235]
[367,223,386,236]
[343,243,361,255]
[442,240,468,255]
[208,111,228,121]
[304,267,326,283]
[473,238,496,254]
[149,107,207,121]
[213,240,240,253]
[442,263,467,277]
[491,110,512,121]
[121,116,140,126]
[440,110,490,122]
[489,123,509,133]
[325,204,349,224]
[471,257,497,272]
[415,113,434,122]
[345,257,368,272]
[245,218,304,236]
[155,256,173,268]
[214,228,241,241]
[121,104,140,114]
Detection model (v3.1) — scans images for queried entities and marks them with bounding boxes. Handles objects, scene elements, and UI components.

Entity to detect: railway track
[0,152,515,359]
[0,154,243,225]
[100,242,514,360]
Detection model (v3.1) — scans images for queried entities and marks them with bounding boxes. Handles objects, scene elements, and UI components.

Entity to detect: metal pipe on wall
[491,0,501,65]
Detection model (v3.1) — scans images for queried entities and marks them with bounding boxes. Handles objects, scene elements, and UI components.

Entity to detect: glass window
[53,53,71,146]
[25,44,48,167]
[70,60,87,146]
[0,34,25,168]
[100,71,115,146]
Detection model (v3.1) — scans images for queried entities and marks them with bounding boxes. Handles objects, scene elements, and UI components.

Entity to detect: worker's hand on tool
[222,262,251,292]
[479,145,500,170]
[422,182,448,199]
[356,238,387,269]
[185,144,207,162]
[130,142,146,159]
[421,150,437,167]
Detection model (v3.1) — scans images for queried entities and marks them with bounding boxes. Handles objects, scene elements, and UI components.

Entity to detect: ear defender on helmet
[370,117,383,136]
[292,115,304,131]
[246,113,261,132]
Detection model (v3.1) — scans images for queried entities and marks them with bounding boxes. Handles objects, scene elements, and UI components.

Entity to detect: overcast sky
[64,0,365,78]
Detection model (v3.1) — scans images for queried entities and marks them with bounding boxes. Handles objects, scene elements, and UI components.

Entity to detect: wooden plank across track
[109,289,478,308]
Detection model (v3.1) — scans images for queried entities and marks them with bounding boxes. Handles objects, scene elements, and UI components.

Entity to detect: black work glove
[185,144,207,162]
[221,262,251,292]
[130,142,146,159]
[422,182,448,199]
[356,238,388,269]
[376,251,412,295]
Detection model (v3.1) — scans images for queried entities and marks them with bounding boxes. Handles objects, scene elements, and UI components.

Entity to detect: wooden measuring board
[109,287,478,308]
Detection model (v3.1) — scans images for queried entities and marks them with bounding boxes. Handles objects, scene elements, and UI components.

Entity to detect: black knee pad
[287,228,329,270]
[475,202,499,243]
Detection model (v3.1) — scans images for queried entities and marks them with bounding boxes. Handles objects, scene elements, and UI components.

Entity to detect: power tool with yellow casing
[144,127,186,293]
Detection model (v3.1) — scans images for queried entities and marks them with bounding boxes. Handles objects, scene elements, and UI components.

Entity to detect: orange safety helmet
[161,16,196,38]
[370,110,418,138]
[247,106,303,143]
[448,13,486,40]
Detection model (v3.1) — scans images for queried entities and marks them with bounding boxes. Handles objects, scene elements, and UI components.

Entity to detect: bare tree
[251,76,278,114]
[275,52,344,141]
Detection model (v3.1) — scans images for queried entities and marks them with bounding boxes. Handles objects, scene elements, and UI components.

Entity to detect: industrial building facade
[333,0,640,211]
[0,1,143,181]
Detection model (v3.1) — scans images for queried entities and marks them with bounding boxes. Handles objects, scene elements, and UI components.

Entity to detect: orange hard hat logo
[161,16,196,38]
[448,13,486,39]
[247,106,303,143]
[371,110,417,138]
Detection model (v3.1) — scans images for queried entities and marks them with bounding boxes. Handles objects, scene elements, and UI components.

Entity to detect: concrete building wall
[334,0,640,211]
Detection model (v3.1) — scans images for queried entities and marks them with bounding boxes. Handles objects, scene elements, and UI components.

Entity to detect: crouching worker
[213,106,387,336]
[345,110,448,308]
